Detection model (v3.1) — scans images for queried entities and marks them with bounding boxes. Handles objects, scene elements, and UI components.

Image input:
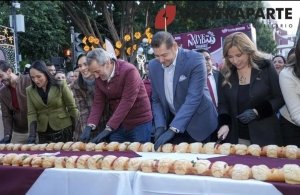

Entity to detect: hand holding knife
[214,136,224,148]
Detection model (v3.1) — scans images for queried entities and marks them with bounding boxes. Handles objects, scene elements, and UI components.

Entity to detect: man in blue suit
[148,31,218,150]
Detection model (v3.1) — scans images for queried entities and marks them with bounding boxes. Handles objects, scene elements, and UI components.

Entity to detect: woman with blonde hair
[217,32,284,146]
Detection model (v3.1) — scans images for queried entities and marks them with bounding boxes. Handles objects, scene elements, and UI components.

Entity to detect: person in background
[142,62,152,101]
[197,48,219,141]
[287,47,295,62]
[70,54,104,141]
[66,71,75,85]
[23,64,31,75]
[54,70,66,81]
[272,55,286,74]
[26,60,79,143]
[73,68,80,81]
[279,37,300,147]
[46,63,56,76]
[80,48,152,143]
[197,49,219,109]
[0,60,31,144]
[148,31,217,150]
[217,32,284,146]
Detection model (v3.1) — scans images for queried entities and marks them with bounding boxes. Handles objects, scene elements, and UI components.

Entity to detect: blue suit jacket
[148,48,218,141]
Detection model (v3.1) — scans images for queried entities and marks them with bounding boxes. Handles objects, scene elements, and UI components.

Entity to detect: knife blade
[214,136,224,148]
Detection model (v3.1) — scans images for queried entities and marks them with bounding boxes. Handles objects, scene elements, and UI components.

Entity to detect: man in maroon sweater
[80,48,153,143]
[0,60,31,143]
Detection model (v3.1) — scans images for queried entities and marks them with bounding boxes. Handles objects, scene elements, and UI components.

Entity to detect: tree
[18,1,69,62]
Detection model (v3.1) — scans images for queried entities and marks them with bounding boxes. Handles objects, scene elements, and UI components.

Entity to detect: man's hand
[90,129,111,144]
[0,135,11,144]
[154,129,176,151]
[236,109,258,124]
[80,126,92,143]
[154,127,165,142]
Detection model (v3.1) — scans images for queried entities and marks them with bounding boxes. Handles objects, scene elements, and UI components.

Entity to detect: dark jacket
[0,74,31,135]
[218,59,284,146]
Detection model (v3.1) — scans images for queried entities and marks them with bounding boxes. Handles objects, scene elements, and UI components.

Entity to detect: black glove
[154,129,176,151]
[90,129,111,144]
[0,135,11,144]
[71,117,76,131]
[236,109,258,124]
[80,126,92,143]
[154,127,165,142]
[27,121,37,144]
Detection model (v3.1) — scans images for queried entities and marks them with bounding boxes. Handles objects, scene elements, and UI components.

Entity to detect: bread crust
[283,164,300,184]
[87,155,104,170]
[174,142,189,153]
[113,156,130,171]
[102,155,118,170]
[76,155,91,169]
[188,142,203,154]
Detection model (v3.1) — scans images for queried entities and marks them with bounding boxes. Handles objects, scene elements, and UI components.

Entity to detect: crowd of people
[0,31,299,148]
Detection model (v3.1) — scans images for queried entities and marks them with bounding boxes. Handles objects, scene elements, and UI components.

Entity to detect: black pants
[280,116,300,147]
[38,126,73,144]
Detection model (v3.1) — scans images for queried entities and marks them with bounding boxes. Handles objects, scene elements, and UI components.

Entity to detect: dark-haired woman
[26,60,79,143]
[279,37,300,147]
[272,55,286,74]
[70,54,105,141]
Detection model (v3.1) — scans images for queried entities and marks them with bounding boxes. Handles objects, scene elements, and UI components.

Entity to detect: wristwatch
[169,126,180,133]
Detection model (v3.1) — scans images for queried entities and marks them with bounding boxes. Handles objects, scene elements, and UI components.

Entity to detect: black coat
[217,59,284,146]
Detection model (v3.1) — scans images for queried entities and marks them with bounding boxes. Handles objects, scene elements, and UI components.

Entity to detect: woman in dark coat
[217,32,284,146]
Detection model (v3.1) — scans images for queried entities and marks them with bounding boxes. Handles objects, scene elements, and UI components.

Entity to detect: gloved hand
[154,127,165,142]
[236,109,258,124]
[71,117,76,131]
[90,129,111,144]
[27,121,37,144]
[0,135,11,144]
[80,126,92,143]
[154,129,176,151]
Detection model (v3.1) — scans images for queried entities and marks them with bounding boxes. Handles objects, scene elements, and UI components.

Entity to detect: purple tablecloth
[209,155,300,195]
[0,150,141,158]
[0,150,140,195]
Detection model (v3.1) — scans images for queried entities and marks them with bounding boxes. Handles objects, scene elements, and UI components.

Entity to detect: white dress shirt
[162,50,178,114]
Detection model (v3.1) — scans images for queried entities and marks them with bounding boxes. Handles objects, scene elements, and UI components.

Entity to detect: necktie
[207,76,217,108]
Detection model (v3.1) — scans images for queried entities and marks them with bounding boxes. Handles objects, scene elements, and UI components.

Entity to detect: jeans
[109,121,152,143]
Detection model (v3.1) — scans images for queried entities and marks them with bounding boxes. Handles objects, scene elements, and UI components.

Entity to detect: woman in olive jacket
[217,32,284,146]
[26,60,79,143]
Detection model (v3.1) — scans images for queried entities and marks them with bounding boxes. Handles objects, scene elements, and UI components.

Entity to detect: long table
[0,151,299,195]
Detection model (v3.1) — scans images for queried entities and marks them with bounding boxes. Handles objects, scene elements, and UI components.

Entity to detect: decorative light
[142,38,148,43]
[137,47,144,54]
[147,47,154,55]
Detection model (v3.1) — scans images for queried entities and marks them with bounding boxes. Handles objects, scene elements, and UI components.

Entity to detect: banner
[173,23,256,69]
